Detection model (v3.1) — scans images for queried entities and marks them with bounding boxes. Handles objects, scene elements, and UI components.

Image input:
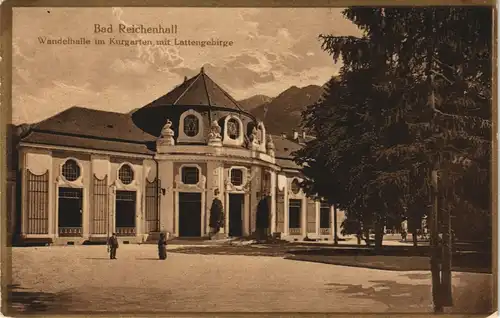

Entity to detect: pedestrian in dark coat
[158,232,167,260]
[107,233,119,259]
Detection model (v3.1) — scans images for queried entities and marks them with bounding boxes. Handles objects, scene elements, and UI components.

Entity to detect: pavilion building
[7,67,345,245]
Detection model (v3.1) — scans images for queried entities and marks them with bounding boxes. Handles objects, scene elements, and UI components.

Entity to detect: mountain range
[238,84,326,135]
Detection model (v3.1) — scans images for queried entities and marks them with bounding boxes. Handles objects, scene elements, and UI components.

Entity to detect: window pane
[231,169,243,186]
[227,119,240,139]
[289,199,301,228]
[320,207,330,228]
[119,165,134,185]
[184,115,199,137]
[62,159,80,181]
[182,167,199,184]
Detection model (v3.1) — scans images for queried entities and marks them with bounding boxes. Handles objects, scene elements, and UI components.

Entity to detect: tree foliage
[294,7,492,242]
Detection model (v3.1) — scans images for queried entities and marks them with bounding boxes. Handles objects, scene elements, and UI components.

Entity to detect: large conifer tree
[294,7,492,311]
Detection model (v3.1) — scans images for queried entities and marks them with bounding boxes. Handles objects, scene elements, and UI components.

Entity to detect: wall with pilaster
[22,149,53,237]
[52,152,91,239]
[249,166,262,234]
[158,160,174,234]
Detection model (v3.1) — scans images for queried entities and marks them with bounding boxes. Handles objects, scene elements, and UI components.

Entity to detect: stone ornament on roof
[157,119,175,149]
[208,120,222,147]
[266,135,275,156]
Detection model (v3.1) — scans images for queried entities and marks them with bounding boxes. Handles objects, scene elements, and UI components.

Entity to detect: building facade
[10,68,345,245]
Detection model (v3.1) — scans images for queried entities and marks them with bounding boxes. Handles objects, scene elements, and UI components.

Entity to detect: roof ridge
[205,74,244,111]
[173,73,202,105]
[201,72,212,107]
[30,129,154,144]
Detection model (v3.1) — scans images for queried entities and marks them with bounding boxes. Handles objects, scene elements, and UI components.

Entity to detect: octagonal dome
[132,67,257,138]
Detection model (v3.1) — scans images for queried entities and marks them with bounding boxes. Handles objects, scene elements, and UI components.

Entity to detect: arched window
[291,179,301,194]
[227,118,240,140]
[62,159,80,181]
[183,115,199,137]
[182,166,199,185]
[247,122,256,138]
[119,164,134,185]
[230,169,243,186]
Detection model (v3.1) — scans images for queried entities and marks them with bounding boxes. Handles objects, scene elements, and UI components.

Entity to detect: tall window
[119,164,134,185]
[183,115,199,137]
[291,179,301,194]
[320,202,331,228]
[231,169,243,186]
[182,166,199,184]
[289,199,301,228]
[62,159,80,181]
[227,118,240,139]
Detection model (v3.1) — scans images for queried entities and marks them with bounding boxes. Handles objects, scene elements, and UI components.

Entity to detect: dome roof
[141,67,244,111]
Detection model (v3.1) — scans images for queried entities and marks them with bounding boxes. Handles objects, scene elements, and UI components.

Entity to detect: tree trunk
[412,230,418,247]
[430,169,443,313]
[374,221,384,251]
[333,205,339,245]
[441,187,453,306]
[363,227,370,246]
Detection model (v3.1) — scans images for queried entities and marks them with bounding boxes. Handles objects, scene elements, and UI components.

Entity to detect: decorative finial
[183,76,187,82]
[200,66,205,73]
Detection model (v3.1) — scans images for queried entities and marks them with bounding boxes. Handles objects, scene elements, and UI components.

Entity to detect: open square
[9,244,493,315]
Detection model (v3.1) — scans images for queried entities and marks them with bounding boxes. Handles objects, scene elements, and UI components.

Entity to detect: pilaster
[158,160,174,234]
[270,170,277,233]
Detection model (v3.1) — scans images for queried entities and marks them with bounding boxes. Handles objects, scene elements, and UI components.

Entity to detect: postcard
[3,5,496,316]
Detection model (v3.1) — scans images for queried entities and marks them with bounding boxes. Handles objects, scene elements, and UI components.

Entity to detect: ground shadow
[325,280,431,312]
[170,246,285,257]
[325,277,493,314]
[6,284,73,315]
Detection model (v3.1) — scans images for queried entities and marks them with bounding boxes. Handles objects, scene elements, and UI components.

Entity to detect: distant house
[8,67,345,245]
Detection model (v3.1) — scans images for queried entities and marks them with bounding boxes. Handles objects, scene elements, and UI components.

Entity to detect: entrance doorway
[178,192,202,237]
[58,187,83,237]
[229,193,244,237]
[115,190,136,236]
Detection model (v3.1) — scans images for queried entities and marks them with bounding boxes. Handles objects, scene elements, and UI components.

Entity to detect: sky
[12,7,361,124]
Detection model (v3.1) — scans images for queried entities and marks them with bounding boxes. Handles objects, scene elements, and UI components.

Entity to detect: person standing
[107,233,119,259]
[158,232,167,260]
[209,189,224,239]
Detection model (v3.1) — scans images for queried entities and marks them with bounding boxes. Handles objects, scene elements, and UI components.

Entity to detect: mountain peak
[249,84,325,134]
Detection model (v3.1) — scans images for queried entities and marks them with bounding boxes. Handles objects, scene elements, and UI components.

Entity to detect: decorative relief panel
[225,166,249,192]
[113,163,139,191]
[175,164,206,191]
[288,177,304,199]
[178,109,205,143]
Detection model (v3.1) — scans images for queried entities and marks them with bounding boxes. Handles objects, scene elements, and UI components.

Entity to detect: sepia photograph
[2,4,496,316]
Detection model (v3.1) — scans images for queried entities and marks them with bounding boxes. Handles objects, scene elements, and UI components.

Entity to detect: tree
[294,7,492,312]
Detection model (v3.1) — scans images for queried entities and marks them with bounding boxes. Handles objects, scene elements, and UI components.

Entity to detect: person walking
[401,218,408,242]
[158,232,167,260]
[107,233,119,260]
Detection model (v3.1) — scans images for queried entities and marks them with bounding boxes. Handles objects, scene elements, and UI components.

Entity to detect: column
[283,180,289,236]
[249,166,261,234]
[243,193,250,236]
[82,187,90,239]
[48,161,55,238]
[269,170,277,234]
[158,160,174,234]
[109,185,116,235]
[135,189,142,240]
[20,152,27,235]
